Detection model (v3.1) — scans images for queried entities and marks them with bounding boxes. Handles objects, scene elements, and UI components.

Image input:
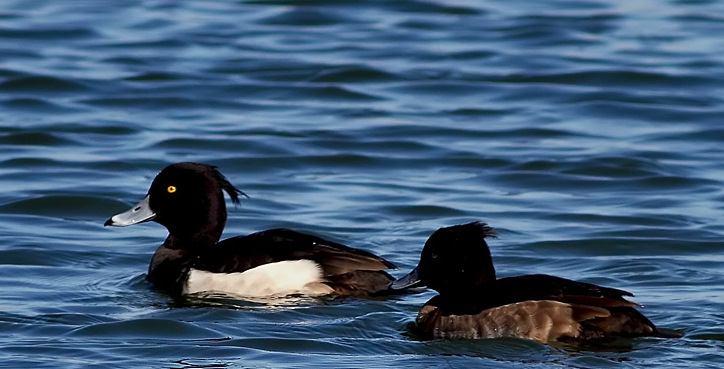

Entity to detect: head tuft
[469,221,497,239]
[209,166,248,205]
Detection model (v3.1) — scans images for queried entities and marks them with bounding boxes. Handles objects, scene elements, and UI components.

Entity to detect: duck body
[393,222,681,343]
[106,162,395,299]
[148,228,395,297]
[414,274,666,342]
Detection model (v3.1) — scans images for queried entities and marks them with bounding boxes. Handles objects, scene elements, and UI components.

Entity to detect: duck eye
[167,185,177,194]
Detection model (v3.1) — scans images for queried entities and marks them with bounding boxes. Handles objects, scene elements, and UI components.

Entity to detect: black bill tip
[104,195,156,228]
[390,266,424,290]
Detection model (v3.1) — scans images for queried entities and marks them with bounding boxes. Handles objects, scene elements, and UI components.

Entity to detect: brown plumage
[416,300,610,342]
[394,222,682,343]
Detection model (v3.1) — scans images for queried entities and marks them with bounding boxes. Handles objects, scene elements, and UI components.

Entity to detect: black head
[391,222,497,295]
[105,162,245,246]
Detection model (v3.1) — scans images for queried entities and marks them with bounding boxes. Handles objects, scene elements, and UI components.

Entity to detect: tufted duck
[105,162,396,298]
[391,222,681,343]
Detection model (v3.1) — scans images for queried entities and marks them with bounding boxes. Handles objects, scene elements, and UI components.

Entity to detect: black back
[434,273,634,314]
[194,228,395,276]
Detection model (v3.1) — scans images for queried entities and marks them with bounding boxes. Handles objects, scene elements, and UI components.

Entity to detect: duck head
[105,162,245,247]
[391,222,497,295]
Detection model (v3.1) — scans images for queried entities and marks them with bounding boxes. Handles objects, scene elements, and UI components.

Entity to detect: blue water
[1,0,723,367]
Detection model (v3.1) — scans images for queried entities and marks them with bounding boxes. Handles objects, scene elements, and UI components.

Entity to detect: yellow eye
[167,185,177,193]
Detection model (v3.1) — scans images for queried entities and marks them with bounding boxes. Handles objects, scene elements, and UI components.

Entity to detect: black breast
[147,246,193,295]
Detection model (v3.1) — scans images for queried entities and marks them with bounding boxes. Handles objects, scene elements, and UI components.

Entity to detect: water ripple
[0,0,723,368]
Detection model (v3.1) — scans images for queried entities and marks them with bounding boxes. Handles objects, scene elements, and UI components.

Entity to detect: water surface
[1,0,723,368]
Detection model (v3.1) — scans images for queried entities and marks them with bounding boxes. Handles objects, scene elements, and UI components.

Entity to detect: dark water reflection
[1,0,723,368]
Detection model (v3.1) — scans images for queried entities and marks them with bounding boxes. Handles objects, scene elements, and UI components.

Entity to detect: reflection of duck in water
[392,222,682,343]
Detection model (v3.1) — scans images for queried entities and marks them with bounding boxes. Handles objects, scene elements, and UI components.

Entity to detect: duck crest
[206,164,246,205]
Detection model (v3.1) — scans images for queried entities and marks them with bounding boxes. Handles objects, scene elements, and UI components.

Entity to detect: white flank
[184,259,333,298]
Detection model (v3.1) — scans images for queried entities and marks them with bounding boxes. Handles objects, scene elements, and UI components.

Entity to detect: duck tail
[654,327,684,338]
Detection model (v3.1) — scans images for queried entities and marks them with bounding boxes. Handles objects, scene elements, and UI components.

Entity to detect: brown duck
[391,222,681,343]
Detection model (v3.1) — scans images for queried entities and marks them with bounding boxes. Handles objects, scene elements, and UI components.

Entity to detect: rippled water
[1,0,723,368]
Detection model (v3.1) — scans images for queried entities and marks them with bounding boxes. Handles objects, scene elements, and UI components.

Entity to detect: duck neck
[437,281,500,313]
[163,231,220,252]
[163,213,226,252]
